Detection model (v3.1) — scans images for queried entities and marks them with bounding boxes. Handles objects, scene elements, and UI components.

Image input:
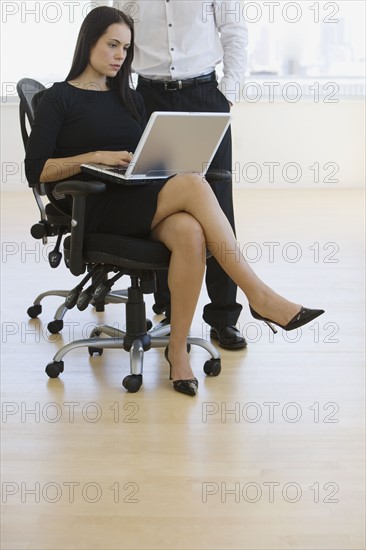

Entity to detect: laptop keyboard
[108,167,127,175]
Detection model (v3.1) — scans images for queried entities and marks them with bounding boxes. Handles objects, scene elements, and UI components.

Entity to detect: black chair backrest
[17,77,48,203]
[17,77,62,236]
[16,78,46,150]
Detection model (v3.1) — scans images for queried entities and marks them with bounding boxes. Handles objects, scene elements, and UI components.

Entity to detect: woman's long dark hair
[66,6,141,121]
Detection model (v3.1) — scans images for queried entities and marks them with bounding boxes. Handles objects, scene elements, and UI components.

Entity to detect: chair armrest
[55,181,106,196]
[54,180,106,276]
[205,169,232,185]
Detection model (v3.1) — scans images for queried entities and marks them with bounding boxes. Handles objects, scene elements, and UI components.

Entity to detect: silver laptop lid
[126,111,232,179]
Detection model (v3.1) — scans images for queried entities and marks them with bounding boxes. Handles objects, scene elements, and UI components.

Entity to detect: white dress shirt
[131,0,248,103]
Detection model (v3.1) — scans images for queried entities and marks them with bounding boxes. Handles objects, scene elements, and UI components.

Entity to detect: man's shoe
[210,326,247,350]
[152,303,168,315]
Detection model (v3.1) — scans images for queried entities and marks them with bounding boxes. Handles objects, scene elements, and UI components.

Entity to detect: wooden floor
[1,189,365,550]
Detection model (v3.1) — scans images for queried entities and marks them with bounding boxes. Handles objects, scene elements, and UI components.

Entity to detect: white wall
[230,98,365,188]
[1,98,364,191]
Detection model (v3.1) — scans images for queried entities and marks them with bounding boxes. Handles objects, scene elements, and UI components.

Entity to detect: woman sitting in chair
[25,6,324,397]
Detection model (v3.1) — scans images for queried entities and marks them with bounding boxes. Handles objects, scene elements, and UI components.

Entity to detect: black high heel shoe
[164,348,198,397]
[249,306,324,334]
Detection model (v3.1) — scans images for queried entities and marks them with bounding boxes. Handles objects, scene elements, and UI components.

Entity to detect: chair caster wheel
[27,304,42,318]
[88,347,103,357]
[146,319,153,331]
[203,358,221,376]
[45,361,64,378]
[122,374,143,393]
[47,320,64,334]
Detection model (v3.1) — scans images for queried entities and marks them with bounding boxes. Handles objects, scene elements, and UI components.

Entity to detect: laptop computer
[80,111,231,185]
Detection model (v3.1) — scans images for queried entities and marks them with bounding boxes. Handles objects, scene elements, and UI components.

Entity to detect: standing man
[132,0,248,350]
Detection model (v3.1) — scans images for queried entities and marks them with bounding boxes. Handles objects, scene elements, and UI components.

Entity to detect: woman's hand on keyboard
[94,150,133,166]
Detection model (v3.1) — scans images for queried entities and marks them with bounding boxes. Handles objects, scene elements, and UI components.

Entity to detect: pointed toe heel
[249,306,324,333]
[173,378,198,396]
[164,347,198,396]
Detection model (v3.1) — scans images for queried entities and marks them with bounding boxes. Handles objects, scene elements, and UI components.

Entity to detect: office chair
[17,78,128,334]
[44,176,224,392]
[18,78,226,391]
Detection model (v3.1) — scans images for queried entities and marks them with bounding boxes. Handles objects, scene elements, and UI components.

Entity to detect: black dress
[25,81,169,238]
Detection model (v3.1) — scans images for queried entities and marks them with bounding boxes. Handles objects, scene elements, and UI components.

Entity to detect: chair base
[27,290,128,333]
[45,322,221,392]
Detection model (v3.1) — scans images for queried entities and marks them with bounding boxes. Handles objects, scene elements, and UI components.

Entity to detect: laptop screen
[126,111,232,178]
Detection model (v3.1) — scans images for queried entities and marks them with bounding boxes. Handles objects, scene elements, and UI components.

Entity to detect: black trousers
[136,76,242,328]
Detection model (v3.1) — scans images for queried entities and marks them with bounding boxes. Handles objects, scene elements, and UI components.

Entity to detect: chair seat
[64,233,171,271]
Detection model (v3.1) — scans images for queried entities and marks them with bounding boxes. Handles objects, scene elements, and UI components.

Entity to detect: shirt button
[171,67,175,70]
[168,23,172,27]
[171,47,174,51]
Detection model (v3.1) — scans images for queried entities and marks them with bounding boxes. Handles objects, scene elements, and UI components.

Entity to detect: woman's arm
[26,84,134,185]
[40,150,133,183]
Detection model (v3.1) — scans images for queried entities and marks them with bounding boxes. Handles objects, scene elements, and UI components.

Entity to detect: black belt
[138,71,217,91]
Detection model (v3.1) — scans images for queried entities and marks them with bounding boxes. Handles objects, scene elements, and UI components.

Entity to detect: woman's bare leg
[150,213,206,381]
[151,174,301,327]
